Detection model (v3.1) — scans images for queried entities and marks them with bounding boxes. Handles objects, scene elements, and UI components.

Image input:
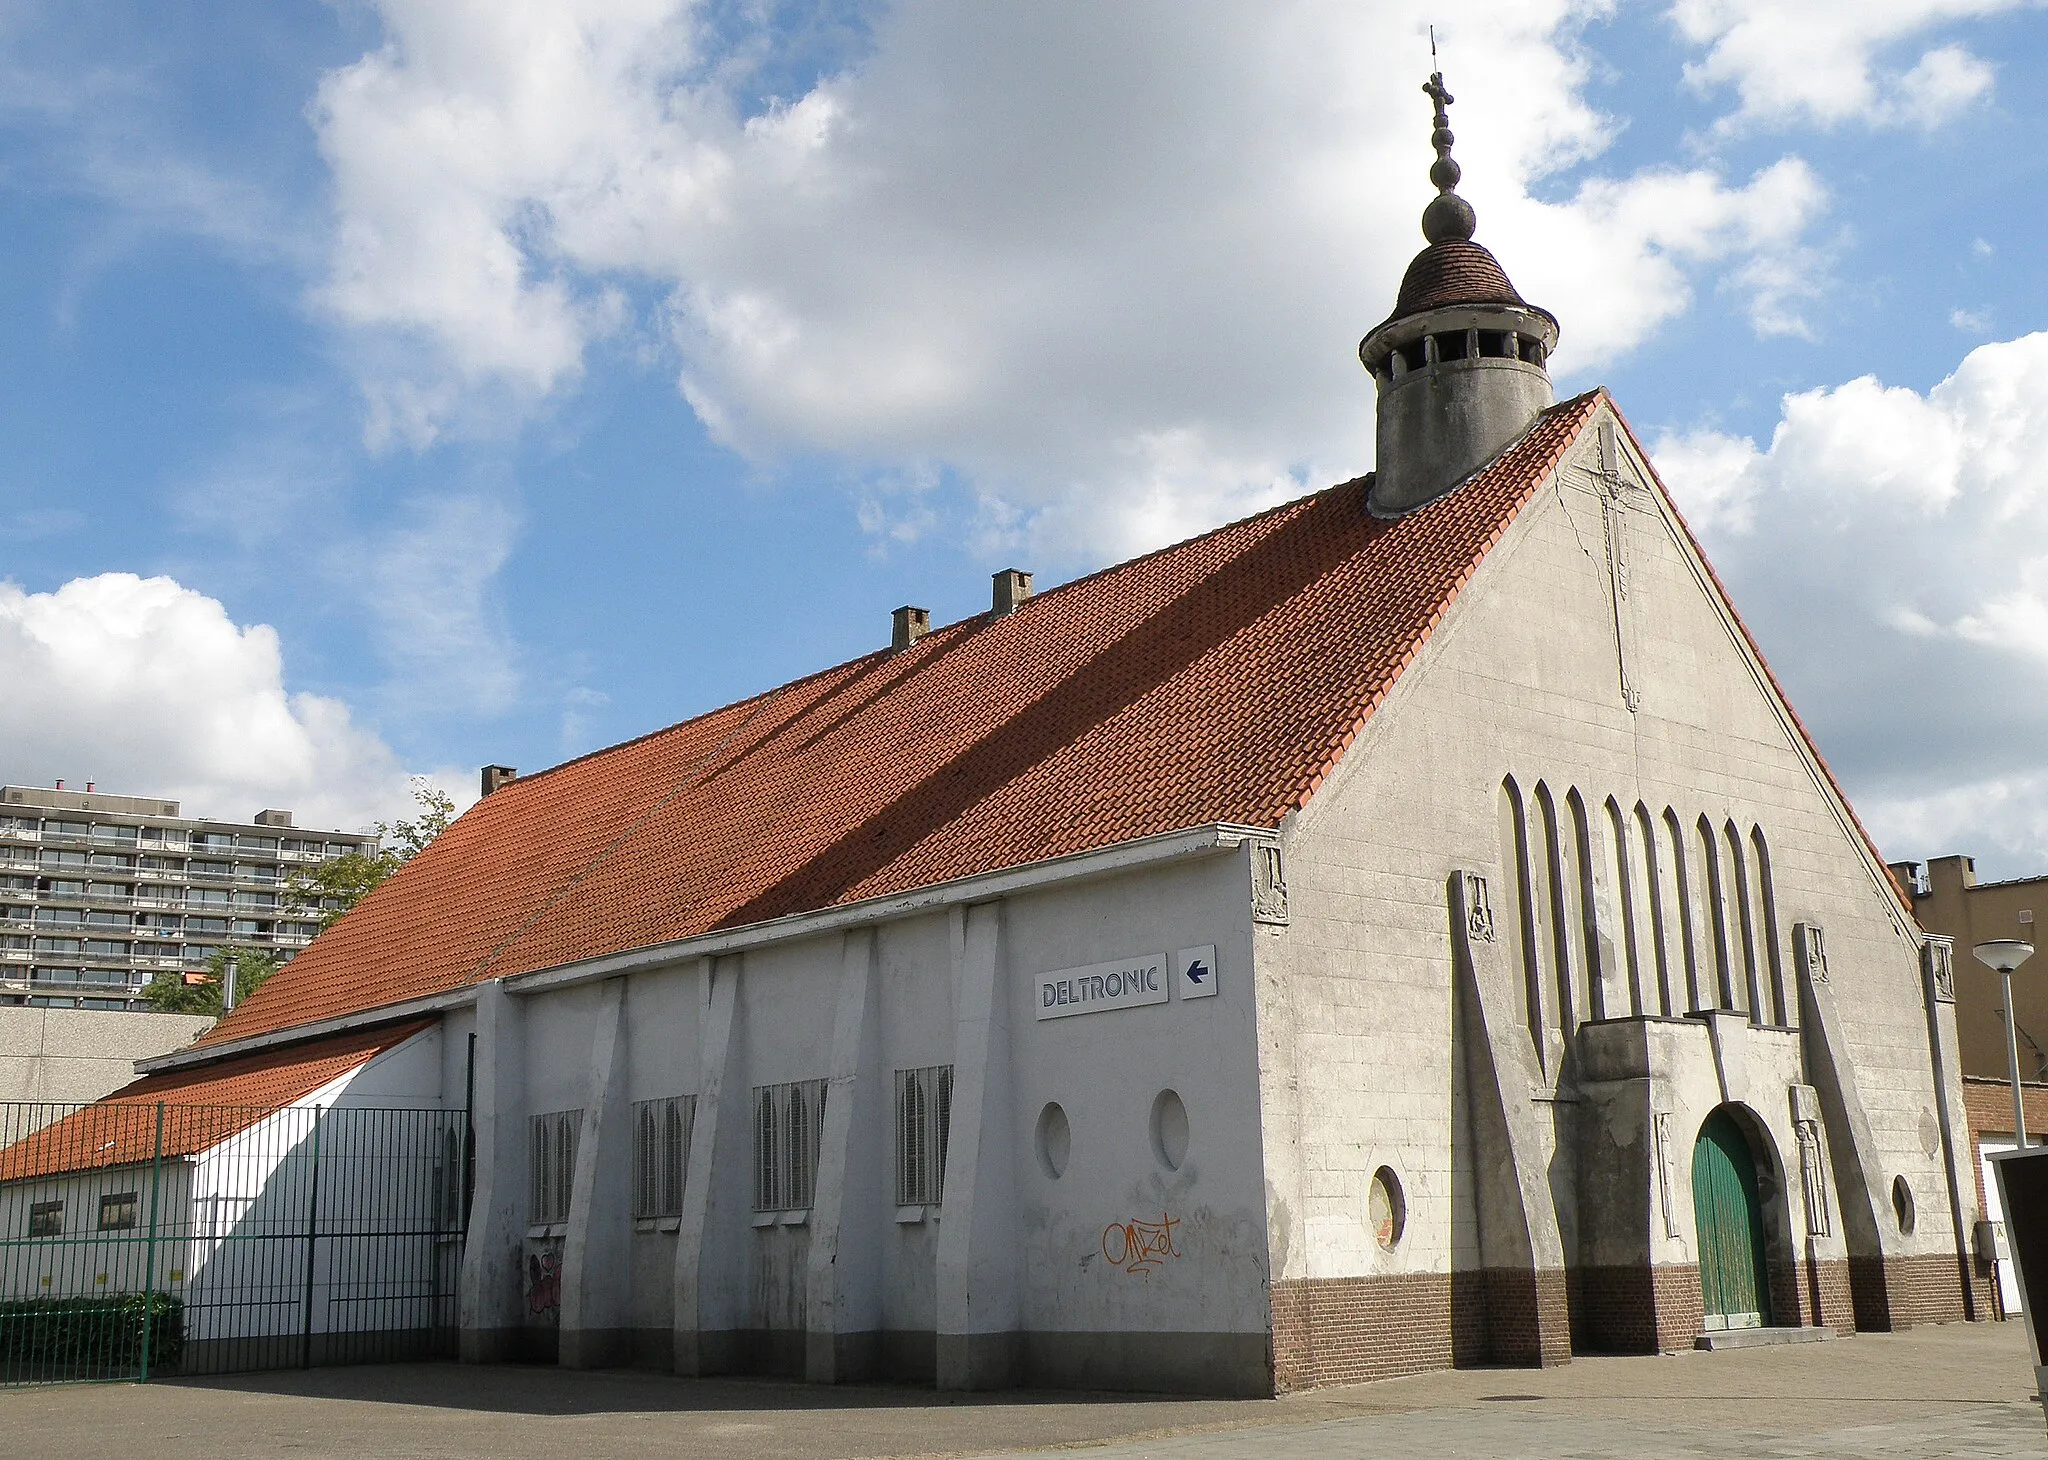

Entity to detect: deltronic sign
[1036,945,1220,1020]
[1037,956,1168,1020]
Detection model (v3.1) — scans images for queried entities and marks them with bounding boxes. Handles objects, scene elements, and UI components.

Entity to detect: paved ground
[3,1320,2042,1458]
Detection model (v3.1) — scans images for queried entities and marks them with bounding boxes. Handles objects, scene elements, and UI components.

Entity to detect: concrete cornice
[136,821,1273,1075]
[503,821,1270,996]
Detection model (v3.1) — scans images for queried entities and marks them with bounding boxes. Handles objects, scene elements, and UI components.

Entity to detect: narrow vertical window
[1725,820,1765,1020]
[752,1079,827,1213]
[895,1064,954,1207]
[529,1110,580,1225]
[1535,782,1580,1038]
[1663,808,1704,1012]
[1696,816,1739,1012]
[1500,777,1548,1066]
[1751,826,1789,1026]
[632,1095,695,1219]
[1634,802,1674,1015]
[1607,797,1646,1017]
[1568,789,1610,1022]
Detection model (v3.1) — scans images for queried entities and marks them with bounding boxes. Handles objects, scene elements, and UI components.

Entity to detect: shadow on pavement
[155,1361,1258,1418]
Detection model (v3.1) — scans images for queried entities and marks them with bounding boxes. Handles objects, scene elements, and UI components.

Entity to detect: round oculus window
[1369,1166,1406,1251]
[1151,1089,1189,1171]
[1036,1102,1071,1180]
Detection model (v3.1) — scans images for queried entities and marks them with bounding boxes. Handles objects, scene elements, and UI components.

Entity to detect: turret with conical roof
[1360,71,1559,517]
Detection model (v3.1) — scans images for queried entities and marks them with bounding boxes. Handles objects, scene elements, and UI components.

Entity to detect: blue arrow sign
[1173,945,1219,1000]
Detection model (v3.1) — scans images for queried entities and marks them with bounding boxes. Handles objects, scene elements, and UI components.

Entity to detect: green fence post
[139,1102,165,1382]
[300,1113,323,1369]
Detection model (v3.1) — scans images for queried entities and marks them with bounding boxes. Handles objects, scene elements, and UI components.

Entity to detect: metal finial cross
[1423,71,1454,124]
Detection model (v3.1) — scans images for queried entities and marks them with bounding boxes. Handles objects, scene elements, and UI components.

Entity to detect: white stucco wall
[1260,400,1958,1291]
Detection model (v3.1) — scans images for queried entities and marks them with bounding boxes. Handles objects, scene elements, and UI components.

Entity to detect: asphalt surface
[3,1318,2040,1458]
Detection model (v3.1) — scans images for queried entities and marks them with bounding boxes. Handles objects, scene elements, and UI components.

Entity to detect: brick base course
[1272,1251,1959,1390]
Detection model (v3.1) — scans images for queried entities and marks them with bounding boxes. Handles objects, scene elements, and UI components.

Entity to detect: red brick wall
[1270,1269,1536,1391]
[1577,1265,1702,1353]
[1849,1252,1973,1329]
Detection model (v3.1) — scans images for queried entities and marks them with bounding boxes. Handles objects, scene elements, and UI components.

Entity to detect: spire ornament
[1420,69,1476,244]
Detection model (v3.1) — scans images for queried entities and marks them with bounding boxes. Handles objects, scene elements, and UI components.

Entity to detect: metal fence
[0,1100,466,1383]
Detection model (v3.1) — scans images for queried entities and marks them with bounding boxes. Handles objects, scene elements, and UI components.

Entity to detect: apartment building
[0,782,376,1011]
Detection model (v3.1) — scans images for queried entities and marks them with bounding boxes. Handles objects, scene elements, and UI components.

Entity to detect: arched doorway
[1693,1108,1773,1330]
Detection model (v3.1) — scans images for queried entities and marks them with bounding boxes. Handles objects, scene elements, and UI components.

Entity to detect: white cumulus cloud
[1652,331,2048,876]
[309,0,1836,562]
[1670,0,2031,131]
[0,573,445,835]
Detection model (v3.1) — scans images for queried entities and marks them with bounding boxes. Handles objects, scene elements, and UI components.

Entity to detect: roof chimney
[254,809,294,828]
[85,781,95,793]
[992,568,1034,616]
[891,606,931,653]
[481,765,519,797]
[54,779,64,791]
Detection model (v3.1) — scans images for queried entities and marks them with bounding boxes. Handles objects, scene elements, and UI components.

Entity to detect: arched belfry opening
[1358,69,1559,517]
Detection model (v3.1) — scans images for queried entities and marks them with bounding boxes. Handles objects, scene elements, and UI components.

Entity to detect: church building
[28,74,1985,1394]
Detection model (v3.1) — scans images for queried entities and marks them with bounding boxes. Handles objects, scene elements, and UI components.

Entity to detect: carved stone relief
[1793,922,1829,985]
[1251,843,1289,926]
[1790,1083,1830,1237]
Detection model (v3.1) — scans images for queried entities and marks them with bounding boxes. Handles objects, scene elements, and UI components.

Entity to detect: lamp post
[1975,939,2036,1148]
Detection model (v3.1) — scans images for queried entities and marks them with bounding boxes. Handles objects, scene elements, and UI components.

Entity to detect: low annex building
[27,77,1984,1395]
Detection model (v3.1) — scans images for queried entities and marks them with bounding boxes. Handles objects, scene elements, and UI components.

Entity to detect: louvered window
[632,1095,695,1219]
[894,1065,953,1207]
[530,1109,580,1225]
[752,1079,826,1212]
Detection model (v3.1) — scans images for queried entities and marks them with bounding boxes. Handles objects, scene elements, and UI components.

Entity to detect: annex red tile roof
[0,1022,429,1182]
[193,393,1604,1049]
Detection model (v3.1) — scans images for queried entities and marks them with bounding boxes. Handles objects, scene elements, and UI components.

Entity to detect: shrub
[0,1291,183,1377]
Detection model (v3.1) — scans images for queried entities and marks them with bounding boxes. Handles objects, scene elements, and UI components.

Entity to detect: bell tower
[1360,70,1560,517]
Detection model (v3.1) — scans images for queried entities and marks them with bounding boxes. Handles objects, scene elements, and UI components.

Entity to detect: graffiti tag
[527,1249,561,1316]
[1101,1213,1181,1275]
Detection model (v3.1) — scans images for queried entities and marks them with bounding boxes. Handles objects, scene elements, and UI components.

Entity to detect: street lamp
[1975,939,2036,1148]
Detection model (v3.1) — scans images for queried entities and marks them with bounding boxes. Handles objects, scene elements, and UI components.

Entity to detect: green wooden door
[1693,1110,1772,1331]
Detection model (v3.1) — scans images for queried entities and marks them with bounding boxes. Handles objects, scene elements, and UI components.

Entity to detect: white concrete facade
[108,405,1980,1395]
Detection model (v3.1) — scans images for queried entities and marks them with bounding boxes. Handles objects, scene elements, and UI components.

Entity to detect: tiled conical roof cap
[1371,69,1549,335]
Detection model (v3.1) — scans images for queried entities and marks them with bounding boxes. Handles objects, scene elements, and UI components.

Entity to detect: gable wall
[1259,404,1970,1385]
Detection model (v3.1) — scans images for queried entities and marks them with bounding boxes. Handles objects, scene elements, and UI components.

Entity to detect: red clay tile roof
[1387,240,1531,321]
[0,1022,429,1181]
[194,393,1605,1048]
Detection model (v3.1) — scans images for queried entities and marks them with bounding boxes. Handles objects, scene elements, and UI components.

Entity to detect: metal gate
[0,1100,466,1383]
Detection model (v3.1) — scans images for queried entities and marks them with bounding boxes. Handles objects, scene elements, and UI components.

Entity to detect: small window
[529,1109,580,1225]
[752,1078,826,1212]
[1036,1102,1071,1179]
[1892,1175,1916,1235]
[1150,1089,1190,1171]
[1396,339,1428,373]
[1478,330,1512,358]
[1369,1167,1407,1250]
[98,1192,138,1231]
[894,1065,954,1207]
[28,1201,62,1238]
[632,1095,695,1219]
[1434,330,1472,362]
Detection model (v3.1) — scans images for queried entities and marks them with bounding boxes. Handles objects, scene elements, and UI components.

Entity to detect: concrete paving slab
[0,1318,2038,1459]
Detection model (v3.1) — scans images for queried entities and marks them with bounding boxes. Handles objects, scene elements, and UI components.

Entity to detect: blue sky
[2,1,2047,875]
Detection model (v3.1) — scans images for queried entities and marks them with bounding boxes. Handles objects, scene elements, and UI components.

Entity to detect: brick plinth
[1847,1252,1973,1330]
[1270,1267,1579,1391]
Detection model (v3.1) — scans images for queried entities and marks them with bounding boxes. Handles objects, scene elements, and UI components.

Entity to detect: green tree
[141,946,281,1016]
[282,779,455,931]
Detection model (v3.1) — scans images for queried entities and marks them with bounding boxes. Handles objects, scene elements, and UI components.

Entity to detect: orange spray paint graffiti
[1101,1213,1181,1275]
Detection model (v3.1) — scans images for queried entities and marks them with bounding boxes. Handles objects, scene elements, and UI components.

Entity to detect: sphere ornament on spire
[1357,65,1561,519]
[1419,71,1476,244]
